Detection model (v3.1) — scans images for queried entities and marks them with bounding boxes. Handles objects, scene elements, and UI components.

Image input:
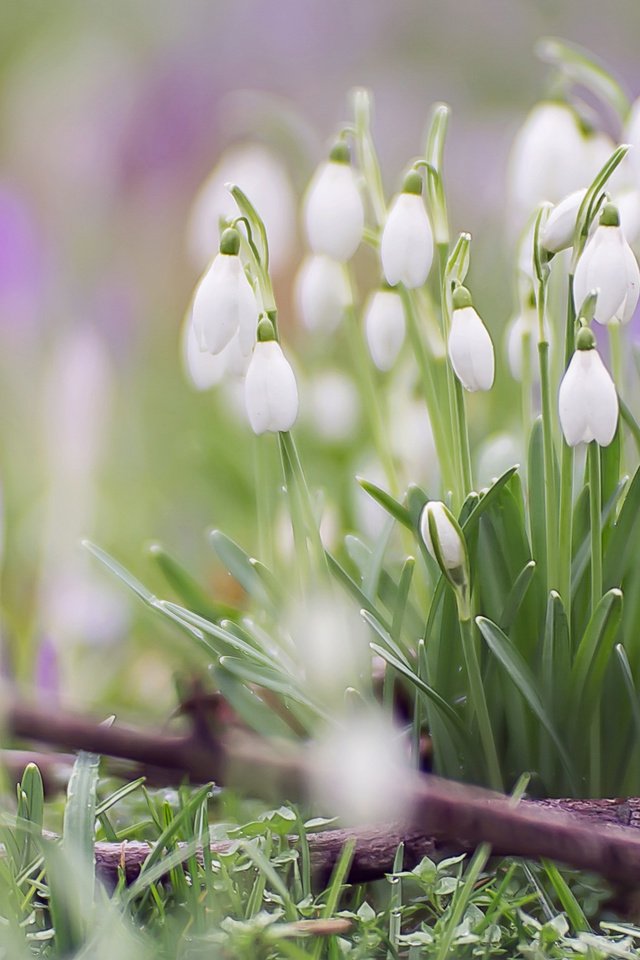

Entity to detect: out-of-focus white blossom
[381,171,433,288]
[187,143,296,272]
[476,432,522,488]
[191,228,259,355]
[244,322,299,434]
[303,142,364,262]
[294,255,351,333]
[541,188,586,254]
[558,328,618,447]
[364,288,406,371]
[505,298,543,382]
[573,203,640,324]
[616,187,640,246]
[275,500,339,561]
[308,710,413,825]
[448,286,495,391]
[507,102,613,229]
[304,369,360,442]
[182,312,228,391]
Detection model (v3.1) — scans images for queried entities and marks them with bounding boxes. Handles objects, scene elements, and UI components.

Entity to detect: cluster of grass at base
[1,758,639,959]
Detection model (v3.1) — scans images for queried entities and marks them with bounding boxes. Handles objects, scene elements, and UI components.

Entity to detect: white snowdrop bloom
[558,328,618,446]
[381,171,434,288]
[541,189,586,254]
[508,102,609,229]
[191,228,259,355]
[303,142,364,262]
[244,321,299,434]
[420,500,467,573]
[187,143,296,273]
[181,311,228,390]
[304,369,360,442]
[294,255,351,333]
[308,711,413,825]
[573,203,640,324]
[624,98,640,185]
[364,288,406,371]
[448,286,495,392]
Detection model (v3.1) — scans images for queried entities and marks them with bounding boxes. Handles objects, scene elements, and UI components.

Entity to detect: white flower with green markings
[380,170,433,288]
[558,326,618,447]
[294,254,351,332]
[448,285,495,391]
[244,318,299,434]
[573,203,640,324]
[303,141,364,262]
[364,287,406,371]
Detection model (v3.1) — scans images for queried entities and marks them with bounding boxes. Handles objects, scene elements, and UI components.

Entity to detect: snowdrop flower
[448,285,495,391]
[303,141,364,262]
[364,287,406,371]
[304,369,359,442]
[181,311,227,390]
[508,101,610,229]
[558,326,618,447]
[380,170,434,288]
[244,318,298,434]
[505,294,546,382]
[187,143,296,273]
[573,203,640,324]
[191,227,259,355]
[420,500,468,588]
[294,255,351,333]
[540,188,586,254]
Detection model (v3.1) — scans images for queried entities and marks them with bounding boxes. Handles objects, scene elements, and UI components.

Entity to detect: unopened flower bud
[540,188,586,254]
[294,255,351,333]
[558,330,618,446]
[364,288,406,371]
[303,142,364,262]
[420,500,469,590]
[244,327,299,434]
[380,171,434,288]
[448,286,495,391]
[573,203,640,324]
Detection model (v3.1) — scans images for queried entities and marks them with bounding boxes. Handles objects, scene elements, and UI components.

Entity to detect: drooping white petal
[448,305,495,391]
[573,224,640,324]
[364,289,406,371]
[540,188,586,253]
[244,340,299,434]
[294,255,351,332]
[419,501,465,571]
[505,307,538,381]
[192,253,259,355]
[303,161,364,262]
[380,193,434,288]
[558,349,618,446]
[182,312,228,390]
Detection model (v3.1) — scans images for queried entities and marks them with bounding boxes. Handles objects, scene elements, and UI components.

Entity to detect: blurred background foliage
[1,0,639,717]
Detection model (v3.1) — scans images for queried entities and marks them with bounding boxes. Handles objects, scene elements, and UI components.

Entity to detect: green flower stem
[459,613,503,791]
[400,287,456,494]
[609,324,625,471]
[278,430,329,580]
[558,280,576,611]
[520,330,532,441]
[342,293,400,496]
[437,243,469,506]
[254,436,274,572]
[588,440,602,616]
[536,274,558,592]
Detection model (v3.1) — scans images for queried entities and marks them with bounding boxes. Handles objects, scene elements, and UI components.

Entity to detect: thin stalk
[588,441,602,616]
[520,329,532,440]
[459,615,502,791]
[437,243,467,506]
[254,436,274,571]
[343,295,399,495]
[537,273,558,591]
[558,280,576,611]
[609,324,625,472]
[401,287,456,492]
[278,431,329,580]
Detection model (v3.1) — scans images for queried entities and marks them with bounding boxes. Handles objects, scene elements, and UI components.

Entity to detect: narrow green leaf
[83,540,155,604]
[357,477,412,529]
[570,588,623,712]
[209,530,274,608]
[219,656,325,717]
[528,418,546,584]
[210,664,299,738]
[159,600,277,668]
[499,561,536,632]
[536,37,630,121]
[361,609,411,667]
[476,617,576,789]
[326,551,392,633]
[604,465,640,588]
[148,543,236,620]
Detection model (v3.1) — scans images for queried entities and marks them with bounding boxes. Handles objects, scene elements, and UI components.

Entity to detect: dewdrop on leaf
[191,227,259,355]
[303,141,364,262]
[380,170,434,288]
[558,326,618,447]
[294,255,351,333]
[244,318,298,434]
[573,203,640,324]
[364,287,406,371]
[448,285,495,391]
